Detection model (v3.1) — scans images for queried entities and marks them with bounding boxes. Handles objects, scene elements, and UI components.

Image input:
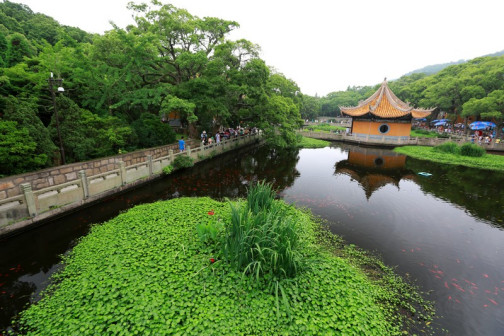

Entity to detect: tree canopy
[1,0,504,177]
[0,0,304,176]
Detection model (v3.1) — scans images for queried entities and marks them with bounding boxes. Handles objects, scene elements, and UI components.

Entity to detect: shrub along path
[13,197,434,335]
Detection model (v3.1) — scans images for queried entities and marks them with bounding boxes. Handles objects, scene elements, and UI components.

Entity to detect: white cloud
[14,0,504,96]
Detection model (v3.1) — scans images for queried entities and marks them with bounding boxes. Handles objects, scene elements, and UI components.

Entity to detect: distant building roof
[340,79,434,119]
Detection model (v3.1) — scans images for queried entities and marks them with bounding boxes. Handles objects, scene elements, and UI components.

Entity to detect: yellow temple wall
[348,151,406,169]
[352,121,411,137]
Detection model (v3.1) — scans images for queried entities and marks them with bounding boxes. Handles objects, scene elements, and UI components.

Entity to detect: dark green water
[1,143,503,335]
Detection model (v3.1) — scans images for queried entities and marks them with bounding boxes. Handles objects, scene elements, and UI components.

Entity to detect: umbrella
[470,121,496,130]
[434,121,448,126]
[431,119,439,123]
[414,118,427,121]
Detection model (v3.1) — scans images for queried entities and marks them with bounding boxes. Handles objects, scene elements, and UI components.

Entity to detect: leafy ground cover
[304,123,346,133]
[12,196,434,335]
[394,145,504,172]
[410,129,449,138]
[297,136,330,148]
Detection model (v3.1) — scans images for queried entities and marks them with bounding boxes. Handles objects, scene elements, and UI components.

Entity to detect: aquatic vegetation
[304,124,346,133]
[12,196,435,335]
[223,182,303,279]
[411,129,449,138]
[297,136,330,148]
[195,209,223,244]
[434,141,460,155]
[459,142,485,157]
[395,146,504,171]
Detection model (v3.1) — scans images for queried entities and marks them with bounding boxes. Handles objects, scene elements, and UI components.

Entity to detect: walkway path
[0,134,261,237]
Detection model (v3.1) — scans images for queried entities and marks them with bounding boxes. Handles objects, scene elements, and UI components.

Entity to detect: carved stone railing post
[147,155,153,176]
[169,149,174,163]
[20,183,37,217]
[118,161,126,185]
[79,170,89,199]
[187,145,192,156]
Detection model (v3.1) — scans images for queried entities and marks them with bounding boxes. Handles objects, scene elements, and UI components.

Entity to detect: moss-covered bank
[13,198,434,335]
[297,136,330,148]
[394,145,504,172]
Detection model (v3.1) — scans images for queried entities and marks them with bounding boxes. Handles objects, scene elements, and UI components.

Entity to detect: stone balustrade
[0,134,260,236]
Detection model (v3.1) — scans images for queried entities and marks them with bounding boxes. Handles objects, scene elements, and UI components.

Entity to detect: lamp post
[48,72,66,165]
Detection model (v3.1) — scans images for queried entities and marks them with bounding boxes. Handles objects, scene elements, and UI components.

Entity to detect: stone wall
[0,141,196,200]
[0,135,260,236]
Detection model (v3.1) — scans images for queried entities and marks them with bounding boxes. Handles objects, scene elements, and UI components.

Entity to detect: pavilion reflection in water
[334,145,415,199]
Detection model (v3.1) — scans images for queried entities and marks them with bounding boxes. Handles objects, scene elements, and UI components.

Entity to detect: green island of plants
[297,136,330,148]
[394,144,504,171]
[410,129,449,138]
[12,183,435,335]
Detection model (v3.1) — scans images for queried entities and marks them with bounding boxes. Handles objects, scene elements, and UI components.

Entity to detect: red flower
[210,258,215,263]
[207,210,215,215]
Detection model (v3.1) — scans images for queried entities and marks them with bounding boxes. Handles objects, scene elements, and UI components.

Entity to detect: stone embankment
[0,134,260,237]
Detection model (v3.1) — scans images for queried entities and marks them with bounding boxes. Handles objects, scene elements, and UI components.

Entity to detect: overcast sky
[14,0,504,96]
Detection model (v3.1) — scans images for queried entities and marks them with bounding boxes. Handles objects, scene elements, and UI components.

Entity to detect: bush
[162,164,174,175]
[172,155,194,169]
[434,141,460,154]
[460,142,486,157]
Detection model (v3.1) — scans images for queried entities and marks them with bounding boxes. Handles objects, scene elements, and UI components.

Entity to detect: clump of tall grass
[460,142,486,157]
[223,182,303,280]
[246,180,276,215]
[434,141,460,154]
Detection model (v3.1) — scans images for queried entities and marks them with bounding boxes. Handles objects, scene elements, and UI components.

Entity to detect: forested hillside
[0,1,308,176]
[318,56,504,137]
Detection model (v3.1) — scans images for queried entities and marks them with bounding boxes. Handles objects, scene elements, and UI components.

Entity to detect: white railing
[0,134,260,234]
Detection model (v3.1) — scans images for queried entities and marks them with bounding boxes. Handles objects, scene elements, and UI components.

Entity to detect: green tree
[131,112,176,148]
[2,96,56,166]
[5,32,35,67]
[0,31,7,66]
[463,90,504,138]
[0,120,47,175]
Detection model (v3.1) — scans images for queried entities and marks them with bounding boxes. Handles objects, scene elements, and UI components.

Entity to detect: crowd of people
[199,126,258,146]
[413,121,500,143]
[177,126,259,152]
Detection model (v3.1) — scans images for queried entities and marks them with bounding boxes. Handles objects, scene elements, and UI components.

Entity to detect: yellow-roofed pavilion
[340,79,435,140]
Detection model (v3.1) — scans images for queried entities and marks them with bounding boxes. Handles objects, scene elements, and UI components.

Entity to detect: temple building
[340,79,434,141]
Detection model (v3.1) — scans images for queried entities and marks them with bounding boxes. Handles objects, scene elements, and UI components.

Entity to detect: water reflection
[405,158,504,229]
[334,146,415,199]
[2,143,504,335]
[0,145,300,331]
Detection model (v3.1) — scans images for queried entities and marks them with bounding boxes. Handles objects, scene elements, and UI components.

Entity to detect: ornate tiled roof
[340,79,434,118]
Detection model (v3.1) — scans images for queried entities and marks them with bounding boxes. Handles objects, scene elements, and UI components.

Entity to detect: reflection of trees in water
[0,280,36,331]
[405,157,504,228]
[0,144,301,330]
[151,145,301,201]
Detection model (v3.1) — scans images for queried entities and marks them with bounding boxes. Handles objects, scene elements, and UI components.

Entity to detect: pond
[1,143,503,335]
